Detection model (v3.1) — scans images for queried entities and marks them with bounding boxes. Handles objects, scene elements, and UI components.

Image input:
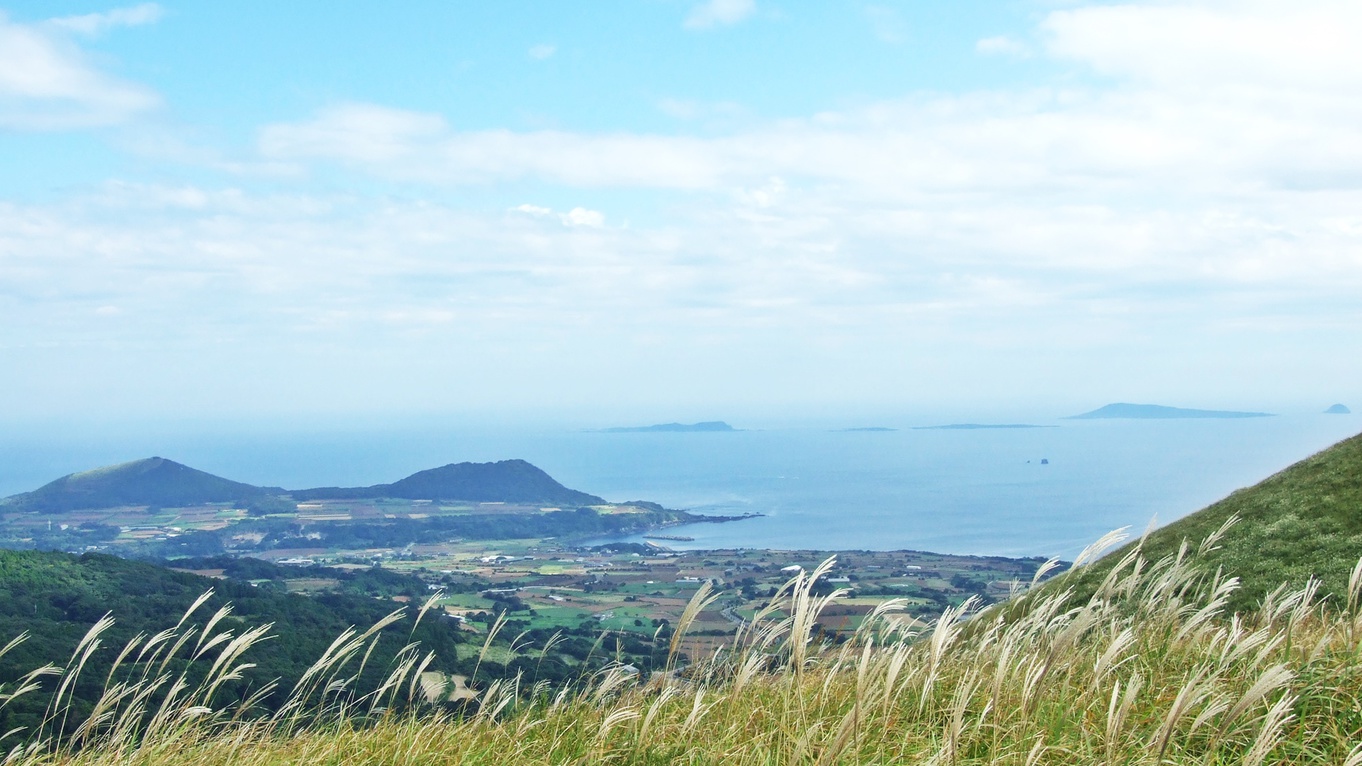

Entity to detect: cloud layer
[3,0,1361,416]
[684,0,756,30]
[0,6,160,129]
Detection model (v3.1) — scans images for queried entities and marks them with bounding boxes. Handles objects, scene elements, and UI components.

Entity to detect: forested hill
[0,549,465,734]
[0,457,279,513]
[291,459,606,505]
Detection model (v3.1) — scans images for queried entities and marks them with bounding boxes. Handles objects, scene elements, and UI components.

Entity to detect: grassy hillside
[6,534,1362,765]
[0,458,277,513]
[1069,429,1362,612]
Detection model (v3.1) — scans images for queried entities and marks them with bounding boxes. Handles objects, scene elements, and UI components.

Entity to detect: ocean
[2,413,1357,559]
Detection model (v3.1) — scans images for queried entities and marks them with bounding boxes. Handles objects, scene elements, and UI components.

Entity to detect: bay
[1,413,1356,559]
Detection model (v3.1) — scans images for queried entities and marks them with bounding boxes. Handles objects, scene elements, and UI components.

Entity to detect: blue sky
[2,0,1360,426]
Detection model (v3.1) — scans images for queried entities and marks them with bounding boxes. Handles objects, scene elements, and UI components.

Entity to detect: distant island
[838,427,897,432]
[600,421,738,433]
[1325,403,1351,414]
[913,424,1053,430]
[1067,403,1273,420]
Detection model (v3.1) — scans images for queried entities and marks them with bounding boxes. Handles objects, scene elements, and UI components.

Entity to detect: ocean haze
[2,412,1355,560]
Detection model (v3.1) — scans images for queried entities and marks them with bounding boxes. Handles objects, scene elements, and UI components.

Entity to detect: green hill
[0,548,466,736]
[1073,428,1362,611]
[0,457,279,513]
[291,459,605,505]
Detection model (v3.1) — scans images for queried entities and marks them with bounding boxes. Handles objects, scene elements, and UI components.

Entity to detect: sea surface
[2,414,1357,559]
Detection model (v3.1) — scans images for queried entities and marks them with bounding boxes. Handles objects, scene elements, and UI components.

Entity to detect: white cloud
[684,0,755,30]
[4,161,1360,416]
[261,106,723,187]
[259,78,1362,203]
[656,97,748,123]
[259,103,448,164]
[864,5,907,44]
[734,177,786,209]
[252,0,1362,214]
[975,35,1030,58]
[1042,0,1362,92]
[528,43,556,60]
[113,124,306,177]
[512,203,553,217]
[240,0,1362,342]
[48,3,162,36]
[560,207,604,227]
[511,203,605,227]
[8,0,1362,414]
[0,9,159,129]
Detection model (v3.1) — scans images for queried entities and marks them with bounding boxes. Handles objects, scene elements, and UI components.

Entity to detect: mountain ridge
[2,457,607,512]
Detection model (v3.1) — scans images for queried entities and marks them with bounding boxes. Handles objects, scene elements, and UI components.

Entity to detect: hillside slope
[292,459,605,505]
[0,549,465,735]
[9,527,1361,765]
[1075,429,1362,611]
[0,457,278,513]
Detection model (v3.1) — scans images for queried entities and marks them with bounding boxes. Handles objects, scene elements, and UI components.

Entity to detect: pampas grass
[5,515,1362,764]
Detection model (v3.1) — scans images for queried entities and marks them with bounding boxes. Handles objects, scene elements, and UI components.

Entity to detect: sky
[2,0,1361,428]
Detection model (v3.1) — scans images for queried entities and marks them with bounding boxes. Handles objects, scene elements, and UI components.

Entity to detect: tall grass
[6,518,1362,764]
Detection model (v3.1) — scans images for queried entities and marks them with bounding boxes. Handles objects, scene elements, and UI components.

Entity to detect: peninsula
[0,458,728,558]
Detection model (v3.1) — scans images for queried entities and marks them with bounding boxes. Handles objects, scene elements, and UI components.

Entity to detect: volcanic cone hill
[0,457,279,513]
[2,458,608,514]
[291,459,606,506]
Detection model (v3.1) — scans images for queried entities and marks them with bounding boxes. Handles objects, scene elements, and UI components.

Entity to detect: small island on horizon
[913,424,1054,431]
[600,421,738,433]
[1068,403,1273,420]
[1325,403,1351,414]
